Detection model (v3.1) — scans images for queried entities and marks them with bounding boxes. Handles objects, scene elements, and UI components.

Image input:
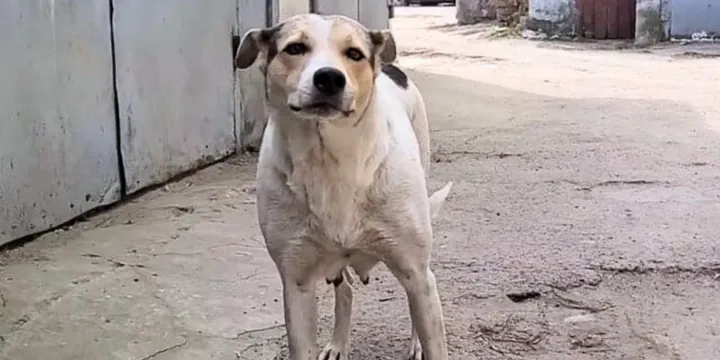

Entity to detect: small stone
[563,314,597,324]
[506,290,541,303]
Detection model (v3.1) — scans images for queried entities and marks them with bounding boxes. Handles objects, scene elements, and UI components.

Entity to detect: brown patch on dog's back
[381,64,408,89]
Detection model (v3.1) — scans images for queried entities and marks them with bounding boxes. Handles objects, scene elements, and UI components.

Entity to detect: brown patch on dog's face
[235,14,397,121]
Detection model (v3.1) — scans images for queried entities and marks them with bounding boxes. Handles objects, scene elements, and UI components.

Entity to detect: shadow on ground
[1,71,719,360]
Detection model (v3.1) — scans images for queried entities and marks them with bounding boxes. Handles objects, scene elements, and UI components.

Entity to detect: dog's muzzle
[288,67,354,117]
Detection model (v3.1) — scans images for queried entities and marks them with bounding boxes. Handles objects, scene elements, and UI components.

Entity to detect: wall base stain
[636,8,666,45]
[525,17,576,38]
[526,0,578,37]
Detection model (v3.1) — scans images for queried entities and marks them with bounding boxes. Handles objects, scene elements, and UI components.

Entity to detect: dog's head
[234,14,396,121]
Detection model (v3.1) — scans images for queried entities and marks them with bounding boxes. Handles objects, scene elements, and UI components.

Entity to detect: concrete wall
[635,0,670,45]
[280,0,311,21]
[113,0,238,194]
[0,0,121,244]
[0,0,389,246]
[527,0,578,37]
[670,0,720,38]
[315,0,358,18]
[456,0,497,25]
[315,0,391,29]
[528,0,719,42]
[236,0,273,151]
[359,0,391,30]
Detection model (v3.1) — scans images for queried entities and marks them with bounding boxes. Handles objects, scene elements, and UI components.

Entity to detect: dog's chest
[285,150,384,249]
[289,170,372,246]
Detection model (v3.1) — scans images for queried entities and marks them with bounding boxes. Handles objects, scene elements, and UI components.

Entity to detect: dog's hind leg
[394,265,447,360]
[318,269,353,360]
[400,266,447,360]
[397,182,452,360]
[401,182,452,360]
[407,328,423,360]
[386,250,448,360]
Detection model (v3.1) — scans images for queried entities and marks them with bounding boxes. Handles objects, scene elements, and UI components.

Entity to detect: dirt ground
[2,6,720,360]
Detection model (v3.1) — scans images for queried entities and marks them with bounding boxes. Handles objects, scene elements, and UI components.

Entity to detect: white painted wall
[670,0,720,38]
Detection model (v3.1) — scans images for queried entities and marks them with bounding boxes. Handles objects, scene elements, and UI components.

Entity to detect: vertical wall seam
[233,0,240,150]
[662,0,671,39]
[267,0,275,26]
[108,0,128,199]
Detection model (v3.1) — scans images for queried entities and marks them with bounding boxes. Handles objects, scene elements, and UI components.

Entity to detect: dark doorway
[577,0,637,39]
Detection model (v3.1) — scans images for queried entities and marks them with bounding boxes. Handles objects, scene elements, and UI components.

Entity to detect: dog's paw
[406,339,423,360]
[318,343,348,360]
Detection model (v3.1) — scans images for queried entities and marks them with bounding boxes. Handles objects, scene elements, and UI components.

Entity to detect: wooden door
[578,0,636,39]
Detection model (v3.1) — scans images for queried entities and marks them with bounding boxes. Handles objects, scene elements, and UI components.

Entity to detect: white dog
[234,13,452,360]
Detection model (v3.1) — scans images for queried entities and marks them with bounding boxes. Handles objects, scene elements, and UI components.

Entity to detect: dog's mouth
[289,102,354,117]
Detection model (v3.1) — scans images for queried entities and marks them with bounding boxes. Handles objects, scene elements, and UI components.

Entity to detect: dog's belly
[304,211,390,283]
[313,248,379,285]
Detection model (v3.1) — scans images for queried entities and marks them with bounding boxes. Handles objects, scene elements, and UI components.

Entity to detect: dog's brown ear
[235,25,283,69]
[369,29,397,64]
[235,28,264,69]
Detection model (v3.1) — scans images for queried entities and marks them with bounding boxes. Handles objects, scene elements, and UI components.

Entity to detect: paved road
[2,7,719,360]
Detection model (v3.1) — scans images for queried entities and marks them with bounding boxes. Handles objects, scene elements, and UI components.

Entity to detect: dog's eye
[344,48,365,61]
[284,42,308,55]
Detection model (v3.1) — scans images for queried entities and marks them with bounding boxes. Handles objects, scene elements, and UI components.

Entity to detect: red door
[578,0,636,39]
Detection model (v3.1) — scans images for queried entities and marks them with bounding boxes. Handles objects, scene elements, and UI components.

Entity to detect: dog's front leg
[388,258,448,360]
[282,277,319,360]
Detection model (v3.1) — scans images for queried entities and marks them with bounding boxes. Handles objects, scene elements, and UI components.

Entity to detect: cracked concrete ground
[2,6,720,360]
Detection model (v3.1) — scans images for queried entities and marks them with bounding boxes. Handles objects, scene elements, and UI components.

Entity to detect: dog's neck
[270,87,388,189]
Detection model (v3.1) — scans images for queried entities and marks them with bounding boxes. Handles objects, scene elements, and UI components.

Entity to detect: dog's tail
[429,181,453,220]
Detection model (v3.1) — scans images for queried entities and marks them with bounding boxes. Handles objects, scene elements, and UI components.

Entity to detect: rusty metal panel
[593,0,608,38]
[579,0,636,39]
[113,0,236,194]
[359,0,390,29]
[314,0,359,18]
[0,0,120,245]
[607,0,620,38]
[618,0,636,39]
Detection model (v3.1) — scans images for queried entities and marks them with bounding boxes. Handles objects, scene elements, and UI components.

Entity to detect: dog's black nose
[313,67,346,95]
